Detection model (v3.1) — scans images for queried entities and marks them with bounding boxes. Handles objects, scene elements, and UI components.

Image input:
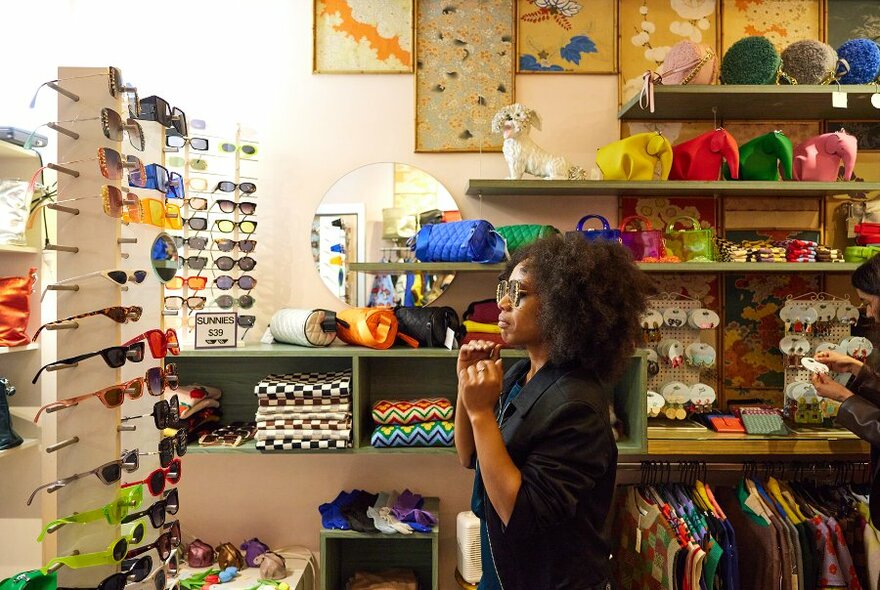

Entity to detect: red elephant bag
[670,129,739,181]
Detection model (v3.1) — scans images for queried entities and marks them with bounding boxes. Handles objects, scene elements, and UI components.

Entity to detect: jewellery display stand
[35,67,166,585]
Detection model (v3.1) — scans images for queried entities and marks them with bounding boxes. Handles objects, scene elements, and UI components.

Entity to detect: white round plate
[801,357,830,374]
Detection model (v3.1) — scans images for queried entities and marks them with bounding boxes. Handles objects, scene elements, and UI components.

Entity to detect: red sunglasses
[122,458,182,496]
[124,329,179,359]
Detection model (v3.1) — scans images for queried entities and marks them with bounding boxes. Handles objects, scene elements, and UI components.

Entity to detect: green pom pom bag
[721,36,793,84]
[496,224,560,253]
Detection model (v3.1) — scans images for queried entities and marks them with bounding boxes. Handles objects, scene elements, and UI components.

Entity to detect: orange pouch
[337,308,417,349]
[0,267,36,347]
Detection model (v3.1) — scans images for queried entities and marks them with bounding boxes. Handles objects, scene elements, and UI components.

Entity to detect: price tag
[194,312,238,349]
[872,93,880,109]
[445,327,459,350]
[832,91,848,109]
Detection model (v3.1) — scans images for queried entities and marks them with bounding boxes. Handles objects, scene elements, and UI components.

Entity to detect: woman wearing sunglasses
[455,237,653,590]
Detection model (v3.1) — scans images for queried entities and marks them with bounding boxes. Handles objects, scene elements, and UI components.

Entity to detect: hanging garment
[612,487,681,590]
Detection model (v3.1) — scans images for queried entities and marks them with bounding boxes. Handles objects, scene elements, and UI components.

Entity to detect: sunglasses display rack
[643,293,719,422]
[779,292,859,425]
[24,67,180,587]
[161,120,260,345]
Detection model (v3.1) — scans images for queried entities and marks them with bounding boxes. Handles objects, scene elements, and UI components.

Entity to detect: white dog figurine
[491,103,585,180]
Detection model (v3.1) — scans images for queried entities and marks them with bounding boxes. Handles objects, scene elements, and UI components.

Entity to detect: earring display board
[779,294,860,425]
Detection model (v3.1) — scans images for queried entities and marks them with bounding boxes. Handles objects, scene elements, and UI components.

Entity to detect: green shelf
[465,179,880,198]
[617,84,880,121]
[176,343,528,358]
[346,261,860,274]
[348,262,505,273]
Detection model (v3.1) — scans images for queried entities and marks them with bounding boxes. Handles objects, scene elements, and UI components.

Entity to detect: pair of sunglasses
[123,458,182,496]
[41,527,146,574]
[179,256,207,270]
[29,67,128,109]
[53,268,148,288]
[215,275,256,290]
[126,521,181,561]
[166,275,208,290]
[164,296,206,311]
[140,429,187,468]
[145,164,184,199]
[218,142,258,157]
[214,181,256,194]
[63,556,155,590]
[125,554,179,590]
[181,199,256,215]
[122,395,180,430]
[32,305,142,341]
[132,95,186,136]
[214,294,255,310]
[216,238,256,253]
[166,134,208,151]
[98,146,147,187]
[496,279,530,308]
[198,422,256,447]
[38,485,144,541]
[174,235,209,250]
[215,255,257,271]
[32,342,144,384]
[215,219,257,234]
[124,329,180,359]
[122,488,179,529]
[27,449,140,506]
[33,365,178,423]
[101,107,145,151]
[141,198,182,230]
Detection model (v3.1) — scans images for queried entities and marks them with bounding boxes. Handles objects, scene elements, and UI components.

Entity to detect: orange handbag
[0,267,36,347]
[336,308,417,350]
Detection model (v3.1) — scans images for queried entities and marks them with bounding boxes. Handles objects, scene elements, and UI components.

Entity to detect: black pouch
[394,306,463,347]
[419,209,443,227]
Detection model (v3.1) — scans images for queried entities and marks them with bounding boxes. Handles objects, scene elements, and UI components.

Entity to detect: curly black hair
[501,235,655,382]
[852,255,880,296]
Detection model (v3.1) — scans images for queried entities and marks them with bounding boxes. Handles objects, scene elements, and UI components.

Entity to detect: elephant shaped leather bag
[669,129,739,181]
[723,131,793,181]
[596,132,673,181]
[793,130,858,181]
[568,215,621,243]
[664,216,714,262]
[620,216,664,261]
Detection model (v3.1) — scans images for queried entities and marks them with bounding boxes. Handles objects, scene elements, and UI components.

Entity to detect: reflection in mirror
[313,163,460,307]
[151,232,179,283]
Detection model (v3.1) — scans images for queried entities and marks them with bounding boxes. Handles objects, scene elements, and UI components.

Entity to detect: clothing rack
[617,459,872,486]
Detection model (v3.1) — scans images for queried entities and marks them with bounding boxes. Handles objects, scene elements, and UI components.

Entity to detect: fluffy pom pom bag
[722,36,791,84]
[781,40,841,84]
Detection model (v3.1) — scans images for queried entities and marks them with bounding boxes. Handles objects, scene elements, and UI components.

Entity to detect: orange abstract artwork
[721,0,820,53]
[314,0,413,73]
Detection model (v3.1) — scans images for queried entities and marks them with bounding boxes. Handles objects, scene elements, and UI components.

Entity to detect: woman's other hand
[457,340,501,375]
[815,350,863,374]
[810,372,854,402]
[459,358,504,418]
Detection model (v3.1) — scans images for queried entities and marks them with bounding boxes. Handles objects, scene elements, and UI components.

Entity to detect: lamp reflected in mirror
[150,232,179,284]
[312,162,460,307]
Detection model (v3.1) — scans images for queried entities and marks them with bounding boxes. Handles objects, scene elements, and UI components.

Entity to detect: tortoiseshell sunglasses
[32,306,142,342]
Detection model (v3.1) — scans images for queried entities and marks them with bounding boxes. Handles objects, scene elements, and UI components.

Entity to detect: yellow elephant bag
[596,131,673,181]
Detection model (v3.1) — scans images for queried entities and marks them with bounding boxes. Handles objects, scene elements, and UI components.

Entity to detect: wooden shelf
[617,84,880,121]
[648,424,869,455]
[0,244,40,254]
[0,439,39,459]
[177,342,528,358]
[466,179,880,198]
[348,261,859,274]
[0,343,39,356]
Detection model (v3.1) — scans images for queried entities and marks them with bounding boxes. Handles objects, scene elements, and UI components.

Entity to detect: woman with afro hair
[455,235,654,590]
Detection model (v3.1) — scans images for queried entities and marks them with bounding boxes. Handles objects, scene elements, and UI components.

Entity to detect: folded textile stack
[254,371,352,450]
[371,398,454,448]
[346,569,418,590]
[174,384,222,442]
[319,488,437,534]
[716,237,843,264]
[462,298,508,347]
[786,239,818,262]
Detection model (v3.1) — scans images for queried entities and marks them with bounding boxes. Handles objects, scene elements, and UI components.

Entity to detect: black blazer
[835,364,880,528]
[480,359,618,590]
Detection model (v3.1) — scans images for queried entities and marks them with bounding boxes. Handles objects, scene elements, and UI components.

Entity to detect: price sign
[194,312,238,349]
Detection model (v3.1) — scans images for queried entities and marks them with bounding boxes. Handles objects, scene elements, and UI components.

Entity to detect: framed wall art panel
[415,0,515,152]
[721,0,821,53]
[516,0,617,73]
[826,0,880,48]
[314,0,413,73]
[826,121,880,153]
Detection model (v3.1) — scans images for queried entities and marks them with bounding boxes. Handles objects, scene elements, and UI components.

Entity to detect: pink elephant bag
[793,130,858,181]
[620,216,664,261]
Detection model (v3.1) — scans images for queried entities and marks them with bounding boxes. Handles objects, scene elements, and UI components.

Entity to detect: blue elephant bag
[567,214,621,242]
[412,220,507,263]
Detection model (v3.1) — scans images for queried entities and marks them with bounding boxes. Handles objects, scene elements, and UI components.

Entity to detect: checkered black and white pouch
[254,371,351,401]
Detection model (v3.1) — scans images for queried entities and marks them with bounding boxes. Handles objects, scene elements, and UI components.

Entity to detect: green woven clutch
[496,224,560,253]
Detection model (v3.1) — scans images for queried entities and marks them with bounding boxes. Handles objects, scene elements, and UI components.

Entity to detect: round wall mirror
[151,232,179,283]
[312,163,460,307]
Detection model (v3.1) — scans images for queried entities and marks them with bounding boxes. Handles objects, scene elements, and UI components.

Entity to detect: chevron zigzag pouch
[371,421,454,448]
[371,398,453,425]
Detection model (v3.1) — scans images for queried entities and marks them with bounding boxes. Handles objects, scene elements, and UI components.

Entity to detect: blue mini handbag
[568,214,621,242]
[412,220,507,263]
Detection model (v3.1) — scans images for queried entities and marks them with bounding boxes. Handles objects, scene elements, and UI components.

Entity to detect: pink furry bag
[659,41,717,85]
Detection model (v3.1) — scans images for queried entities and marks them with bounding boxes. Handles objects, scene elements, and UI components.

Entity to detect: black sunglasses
[63,555,154,590]
[214,256,256,271]
[214,294,255,309]
[132,95,186,137]
[184,216,208,231]
[121,395,180,430]
[179,256,208,270]
[215,238,256,253]
[166,134,208,151]
[213,200,256,215]
[121,488,179,529]
[126,520,181,561]
[174,235,209,250]
[140,428,188,467]
[32,342,145,383]
[214,181,256,194]
[215,275,256,290]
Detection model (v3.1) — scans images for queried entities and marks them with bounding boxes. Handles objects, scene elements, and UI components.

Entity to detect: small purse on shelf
[495,224,559,253]
[382,207,417,240]
[269,308,338,347]
[186,539,215,567]
[567,215,621,242]
[336,307,417,350]
[619,215,664,261]
[664,217,714,262]
[217,542,245,570]
[0,180,31,247]
[394,306,463,348]
[418,209,443,227]
[412,219,507,263]
[0,268,37,348]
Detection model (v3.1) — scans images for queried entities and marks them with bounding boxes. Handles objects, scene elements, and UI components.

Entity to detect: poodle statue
[491,103,586,180]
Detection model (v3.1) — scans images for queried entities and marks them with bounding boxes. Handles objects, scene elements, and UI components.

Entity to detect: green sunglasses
[40,521,146,574]
[37,485,144,541]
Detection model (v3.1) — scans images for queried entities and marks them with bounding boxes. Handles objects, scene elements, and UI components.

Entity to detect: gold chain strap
[681,48,716,86]
[775,63,798,85]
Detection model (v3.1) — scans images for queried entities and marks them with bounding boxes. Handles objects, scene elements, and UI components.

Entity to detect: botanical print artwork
[827,121,880,152]
[619,0,719,104]
[415,0,515,152]
[721,0,820,53]
[620,196,718,235]
[314,0,413,73]
[827,0,880,48]
[517,0,616,73]
[723,273,820,403]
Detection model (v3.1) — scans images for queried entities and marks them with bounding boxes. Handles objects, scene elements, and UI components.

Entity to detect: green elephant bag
[496,224,560,253]
[664,216,715,262]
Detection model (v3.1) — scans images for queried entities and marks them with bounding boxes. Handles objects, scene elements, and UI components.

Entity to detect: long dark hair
[852,256,880,296]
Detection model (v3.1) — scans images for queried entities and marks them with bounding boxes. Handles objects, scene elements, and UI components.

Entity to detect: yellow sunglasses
[141,199,182,230]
